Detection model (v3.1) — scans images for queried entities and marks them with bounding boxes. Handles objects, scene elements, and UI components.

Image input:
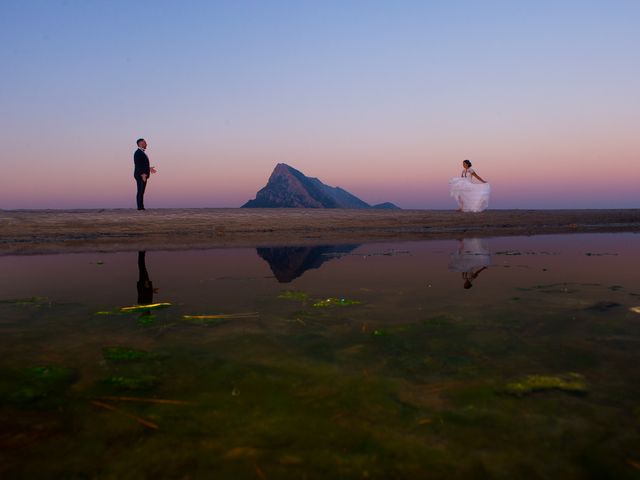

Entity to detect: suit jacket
[134,148,150,177]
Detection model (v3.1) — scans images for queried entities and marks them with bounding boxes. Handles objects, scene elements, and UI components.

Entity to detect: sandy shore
[1,208,638,255]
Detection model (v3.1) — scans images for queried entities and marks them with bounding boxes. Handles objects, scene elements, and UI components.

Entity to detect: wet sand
[1,208,638,255]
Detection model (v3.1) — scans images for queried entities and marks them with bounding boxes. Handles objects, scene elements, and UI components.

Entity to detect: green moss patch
[102,346,157,362]
[502,373,588,397]
[102,375,159,391]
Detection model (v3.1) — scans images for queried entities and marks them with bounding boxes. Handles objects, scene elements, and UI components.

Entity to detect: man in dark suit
[133,138,155,210]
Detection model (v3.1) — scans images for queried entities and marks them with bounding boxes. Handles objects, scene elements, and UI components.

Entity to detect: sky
[1,0,638,210]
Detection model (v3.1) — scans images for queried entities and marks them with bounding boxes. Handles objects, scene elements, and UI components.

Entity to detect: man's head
[136,138,147,149]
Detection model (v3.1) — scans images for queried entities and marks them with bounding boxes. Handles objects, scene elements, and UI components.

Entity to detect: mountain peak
[242,164,399,209]
[271,163,295,176]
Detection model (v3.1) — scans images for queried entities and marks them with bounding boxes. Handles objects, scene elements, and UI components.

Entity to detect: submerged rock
[587,301,622,312]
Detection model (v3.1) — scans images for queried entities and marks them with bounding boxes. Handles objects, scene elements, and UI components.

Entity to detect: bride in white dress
[449,159,490,212]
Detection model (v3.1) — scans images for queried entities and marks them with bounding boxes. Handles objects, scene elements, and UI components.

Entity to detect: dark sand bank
[1,208,639,255]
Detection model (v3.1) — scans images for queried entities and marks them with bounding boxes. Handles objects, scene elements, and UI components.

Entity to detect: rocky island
[242,163,400,209]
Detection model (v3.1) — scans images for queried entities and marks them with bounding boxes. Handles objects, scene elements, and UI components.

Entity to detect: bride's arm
[472,172,487,183]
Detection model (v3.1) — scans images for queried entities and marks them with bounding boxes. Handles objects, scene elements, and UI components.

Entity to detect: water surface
[1,233,639,478]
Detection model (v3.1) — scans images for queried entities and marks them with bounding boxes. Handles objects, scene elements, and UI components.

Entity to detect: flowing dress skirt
[449,178,491,212]
[448,238,491,272]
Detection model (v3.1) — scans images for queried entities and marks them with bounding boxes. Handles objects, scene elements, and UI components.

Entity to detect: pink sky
[2,119,636,209]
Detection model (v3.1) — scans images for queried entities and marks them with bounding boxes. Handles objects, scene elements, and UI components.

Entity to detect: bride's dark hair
[463,159,472,167]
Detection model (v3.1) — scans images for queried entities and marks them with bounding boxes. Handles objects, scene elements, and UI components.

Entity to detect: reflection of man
[448,238,491,289]
[133,138,156,211]
[137,251,155,304]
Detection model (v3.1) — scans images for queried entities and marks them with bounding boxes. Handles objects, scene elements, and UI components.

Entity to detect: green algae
[181,313,259,325]
[95,303,172,316]
[0,296,49,305]
[120,303,171,313]
[312,297,361,308]
[502,373,588,397]
[277,290,309,302]
[136,314,156,325]
[277,291,361,308]
[180,316,224,325]
[0,365,77,404]
[278,290,362,308]
[103,375,159,391]
[102,346,157,362]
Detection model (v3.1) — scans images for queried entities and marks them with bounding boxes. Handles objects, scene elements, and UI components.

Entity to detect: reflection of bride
[448,238,490,289]
[449,159,490,212]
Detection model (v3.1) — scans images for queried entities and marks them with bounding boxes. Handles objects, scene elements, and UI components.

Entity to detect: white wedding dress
[449,168,491,212]
[448,238,491,272]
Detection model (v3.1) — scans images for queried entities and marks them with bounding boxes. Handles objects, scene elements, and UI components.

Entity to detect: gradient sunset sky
[1,1,638,209]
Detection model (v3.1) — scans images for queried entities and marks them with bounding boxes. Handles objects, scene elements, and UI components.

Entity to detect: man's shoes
[137,208,146,211]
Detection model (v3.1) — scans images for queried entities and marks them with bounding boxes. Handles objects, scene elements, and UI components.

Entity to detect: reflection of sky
[1,234,638,308]
[1,2,639,209]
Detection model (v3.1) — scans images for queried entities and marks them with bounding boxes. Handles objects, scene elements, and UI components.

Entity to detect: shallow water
[1,233,639,479]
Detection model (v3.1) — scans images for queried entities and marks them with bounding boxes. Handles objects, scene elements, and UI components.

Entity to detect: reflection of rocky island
[243,163,399,209]
[448,238,491,289]
[257,245,358,283]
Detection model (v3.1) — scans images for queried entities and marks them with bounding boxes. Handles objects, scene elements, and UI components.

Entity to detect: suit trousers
[135,175,147,210]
